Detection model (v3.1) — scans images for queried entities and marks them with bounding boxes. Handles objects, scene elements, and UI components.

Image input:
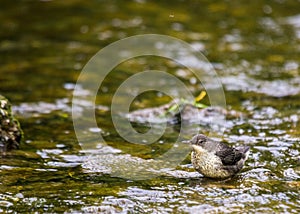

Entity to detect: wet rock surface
[126,99,242,126]
[0,95,23,152]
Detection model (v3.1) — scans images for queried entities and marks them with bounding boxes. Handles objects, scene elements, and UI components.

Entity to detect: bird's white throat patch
[192,145,207,154]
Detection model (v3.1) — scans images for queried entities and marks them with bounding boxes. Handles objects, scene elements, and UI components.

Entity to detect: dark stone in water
[0,95,23,153]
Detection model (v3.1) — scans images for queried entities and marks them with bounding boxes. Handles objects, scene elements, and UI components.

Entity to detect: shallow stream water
[0,0,299,213]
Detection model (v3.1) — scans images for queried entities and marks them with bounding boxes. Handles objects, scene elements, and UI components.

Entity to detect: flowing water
[0,0,299,213]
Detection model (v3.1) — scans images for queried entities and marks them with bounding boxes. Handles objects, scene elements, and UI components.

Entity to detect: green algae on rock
[0,95,23,152]
[126,98,242,126]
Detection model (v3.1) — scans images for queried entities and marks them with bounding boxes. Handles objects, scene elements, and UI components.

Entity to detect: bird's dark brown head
[190,134,209,146]
[190,134,222,153]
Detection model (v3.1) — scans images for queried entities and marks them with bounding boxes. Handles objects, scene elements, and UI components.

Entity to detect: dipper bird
[189,134,250,179]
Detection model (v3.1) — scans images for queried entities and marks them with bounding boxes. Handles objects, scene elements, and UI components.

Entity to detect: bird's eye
[198,140,204,144]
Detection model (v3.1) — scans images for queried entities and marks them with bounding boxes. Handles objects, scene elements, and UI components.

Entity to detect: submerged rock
[126,99,241,126]
[0,95,23,152]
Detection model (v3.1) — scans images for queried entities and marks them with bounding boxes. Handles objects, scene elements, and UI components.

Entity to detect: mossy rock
[126,99,242,125]
[0,95,23,152]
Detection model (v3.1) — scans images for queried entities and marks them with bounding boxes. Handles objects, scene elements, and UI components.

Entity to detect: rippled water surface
[1,0,300,213]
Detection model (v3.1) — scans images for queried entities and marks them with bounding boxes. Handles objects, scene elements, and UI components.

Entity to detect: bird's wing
[215,147,243,166]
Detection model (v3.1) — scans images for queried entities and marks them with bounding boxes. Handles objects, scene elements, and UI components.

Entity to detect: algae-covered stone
[0,95,23,152]
[126,99,242,126]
